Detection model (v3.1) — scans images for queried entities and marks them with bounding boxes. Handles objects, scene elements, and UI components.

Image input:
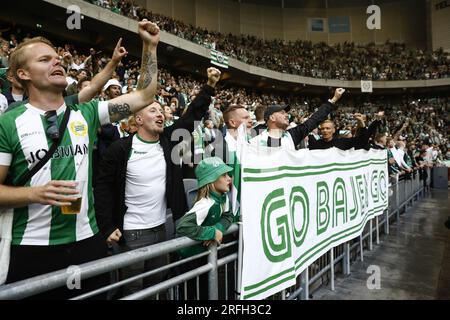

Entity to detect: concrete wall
[218,0,240,35]
[173,0,196,26]
[136,0,426,47]
[196,0,219,31]
[430,0,450,51]
[146,0,172,17]
[239,3,263,38]
[42,0,450,89]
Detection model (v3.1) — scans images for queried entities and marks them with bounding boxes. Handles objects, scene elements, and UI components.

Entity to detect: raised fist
[207,67,221,87]
[138,19,160,48]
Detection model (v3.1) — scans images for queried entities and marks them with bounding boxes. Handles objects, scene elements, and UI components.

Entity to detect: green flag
[210,49,229,69]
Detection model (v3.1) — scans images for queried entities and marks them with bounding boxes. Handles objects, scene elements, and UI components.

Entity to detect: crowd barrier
[0,169,432,300]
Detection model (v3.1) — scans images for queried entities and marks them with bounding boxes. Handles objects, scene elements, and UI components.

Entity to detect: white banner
[361,80,373,92]
[240,145,388,300]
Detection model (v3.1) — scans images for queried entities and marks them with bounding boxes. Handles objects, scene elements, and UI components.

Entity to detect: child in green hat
[176,156,234,257]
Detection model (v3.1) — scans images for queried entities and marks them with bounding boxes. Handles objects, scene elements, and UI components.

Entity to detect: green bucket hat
[195,157,233,189]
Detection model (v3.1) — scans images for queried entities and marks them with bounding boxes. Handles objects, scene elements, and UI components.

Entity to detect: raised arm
[289,88,345,146]
[61,51,73,70]
[107,19,160,123]
[393,121,408,141]
[78,38,128,103]
[164,67,220,137]
[367,111,384,136]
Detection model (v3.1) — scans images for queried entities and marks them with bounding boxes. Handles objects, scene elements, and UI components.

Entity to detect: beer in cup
[61,181,85,215]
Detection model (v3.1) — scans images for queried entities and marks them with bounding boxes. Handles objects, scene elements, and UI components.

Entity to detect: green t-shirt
[0,99,110,245]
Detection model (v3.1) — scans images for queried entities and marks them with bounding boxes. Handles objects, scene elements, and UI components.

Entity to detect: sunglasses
[45,110,59,141]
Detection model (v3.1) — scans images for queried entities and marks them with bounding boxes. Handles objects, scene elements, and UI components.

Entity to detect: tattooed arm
[106,20,160,123]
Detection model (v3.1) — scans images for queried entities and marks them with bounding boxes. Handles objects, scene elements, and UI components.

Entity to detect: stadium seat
[183,178,198,210]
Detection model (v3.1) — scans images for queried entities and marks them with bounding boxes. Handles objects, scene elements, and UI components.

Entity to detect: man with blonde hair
[0,20,160,297]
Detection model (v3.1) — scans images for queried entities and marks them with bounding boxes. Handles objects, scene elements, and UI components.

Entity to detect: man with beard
[250,88,345,149]
[0,19,160,297]
[308,113,370,150]
[94,67,221,295]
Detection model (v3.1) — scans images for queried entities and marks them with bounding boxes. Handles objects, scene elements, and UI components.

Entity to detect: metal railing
[0,170,429,300]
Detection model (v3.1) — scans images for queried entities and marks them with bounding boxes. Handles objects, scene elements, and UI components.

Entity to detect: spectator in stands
[66,68,90,96]
[6,38,129,112]
[103,78,122,100]
[176,156,234,299]
[4,68,26,105]
[372,133,387,150]
[387,137,405,177]
[77,76,92,93]
[97,78,126,158]
[391,140,413,173]
[0,19,160,297]
[88,0,450,81]
[252,104,267,136]
[203,119,216,146]
[65,67,78,88]
[250,88,345,149]
[209,100,223,129]
[406,142,419,169]
[308,113,369,150]
[214,104,253,163]
[94,67,220,295]
[122,77,135,94]
[0,40,9,68]
[415,149,429,186]
[163,104,174,127]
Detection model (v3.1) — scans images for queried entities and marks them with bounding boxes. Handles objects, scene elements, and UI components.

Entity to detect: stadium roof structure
[230,0,408,8]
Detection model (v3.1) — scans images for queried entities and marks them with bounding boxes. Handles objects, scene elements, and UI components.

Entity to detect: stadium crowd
[84,0,450,81]
[1,25,447,172]
[0,15,448,299]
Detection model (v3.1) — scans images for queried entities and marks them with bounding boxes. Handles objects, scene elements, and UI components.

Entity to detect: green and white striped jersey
[0,100,110,245]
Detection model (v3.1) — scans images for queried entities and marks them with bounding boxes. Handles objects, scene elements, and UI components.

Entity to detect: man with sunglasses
[0,19,160,298]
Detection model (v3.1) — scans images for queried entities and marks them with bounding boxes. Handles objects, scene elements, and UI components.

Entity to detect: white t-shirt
[225,131,237,153]
[66,77,77,88]
[71,62,85,71]
[11,93,23,102]
[0,94,7,114]
[123,134,167,230]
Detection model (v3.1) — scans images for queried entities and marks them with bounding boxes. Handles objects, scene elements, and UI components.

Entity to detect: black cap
[264,104,291,121]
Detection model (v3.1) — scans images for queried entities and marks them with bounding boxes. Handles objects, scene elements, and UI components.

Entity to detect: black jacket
[94,85,215,240]
[4,90,27,106]
[258,102,335,149]
[289,102,336,147]
[308,126,369,150]
[214,102,335,162]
